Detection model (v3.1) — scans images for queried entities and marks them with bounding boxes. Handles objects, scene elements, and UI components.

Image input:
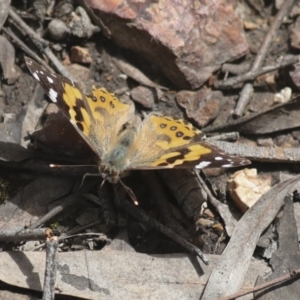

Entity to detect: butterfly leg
[80,172,102,187]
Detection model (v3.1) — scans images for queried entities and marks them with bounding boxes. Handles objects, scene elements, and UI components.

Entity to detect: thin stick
[2,27,49,68]
[215,55,300,89]
[219,268,300,300]
[42,236,59,300]
[0,228,51,242]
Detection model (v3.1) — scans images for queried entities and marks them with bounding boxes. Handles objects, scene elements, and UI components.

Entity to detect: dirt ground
[1,0,300,299]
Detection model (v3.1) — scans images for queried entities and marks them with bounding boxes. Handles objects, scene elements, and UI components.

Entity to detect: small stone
[131,86,155,108]
[48,19,70,41]
[257,137,273,147]
[243,21,259,30]
[176,90,221,127]
[274,87,292,104]
[69,6,100,38]
[70,46,92,64]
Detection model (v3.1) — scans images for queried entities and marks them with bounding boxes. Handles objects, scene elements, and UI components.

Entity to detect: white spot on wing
[33,72,40,81]
[47,76,54,83]
[215,156,223,160]
[195,161,211,169]
[222,163,234,168]
[49,88,58,103]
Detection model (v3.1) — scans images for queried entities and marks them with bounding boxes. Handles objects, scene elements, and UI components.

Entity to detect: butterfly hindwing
[126,113,250,170]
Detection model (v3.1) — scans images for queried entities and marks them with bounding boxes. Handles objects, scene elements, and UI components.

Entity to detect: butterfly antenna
[50,164,101,186]
[119,179,139,206]
[50,164,97,168]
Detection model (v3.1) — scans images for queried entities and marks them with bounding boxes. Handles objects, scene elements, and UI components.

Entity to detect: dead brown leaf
[202,174,300,299]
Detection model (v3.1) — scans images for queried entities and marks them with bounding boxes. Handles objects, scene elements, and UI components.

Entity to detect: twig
[44,46,73,79]
[2,27,49,68]
[234,82,253,117]
[222,62,250,75]
[60,232,111,243]
[30,231,111,251]
[193,171,238,237]
[233,0,298,117]
[8,8,48,50]
[0,228,51,242]
[219,268,300,300]
[42,236,59,300]
[215,55,300,89]
[65,220,102,236]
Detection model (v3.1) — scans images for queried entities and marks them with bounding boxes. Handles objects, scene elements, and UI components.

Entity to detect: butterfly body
[99,121,139,182]
[25,57,250,183]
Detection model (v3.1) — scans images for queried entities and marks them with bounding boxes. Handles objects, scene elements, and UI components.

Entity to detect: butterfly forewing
[25,57,102,153]
[25,57,134,158]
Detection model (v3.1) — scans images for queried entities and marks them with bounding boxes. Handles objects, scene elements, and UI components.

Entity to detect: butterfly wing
[126,113,250,170]
[25,57,135,159]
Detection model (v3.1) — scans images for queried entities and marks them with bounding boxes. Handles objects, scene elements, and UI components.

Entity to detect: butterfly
[25,57,250,184]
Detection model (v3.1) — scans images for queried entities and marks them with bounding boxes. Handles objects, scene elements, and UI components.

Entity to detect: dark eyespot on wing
[183,136,192,140]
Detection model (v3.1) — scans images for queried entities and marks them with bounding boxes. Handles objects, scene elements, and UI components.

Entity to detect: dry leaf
[202,175,300,299]
[0,250,270,299]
